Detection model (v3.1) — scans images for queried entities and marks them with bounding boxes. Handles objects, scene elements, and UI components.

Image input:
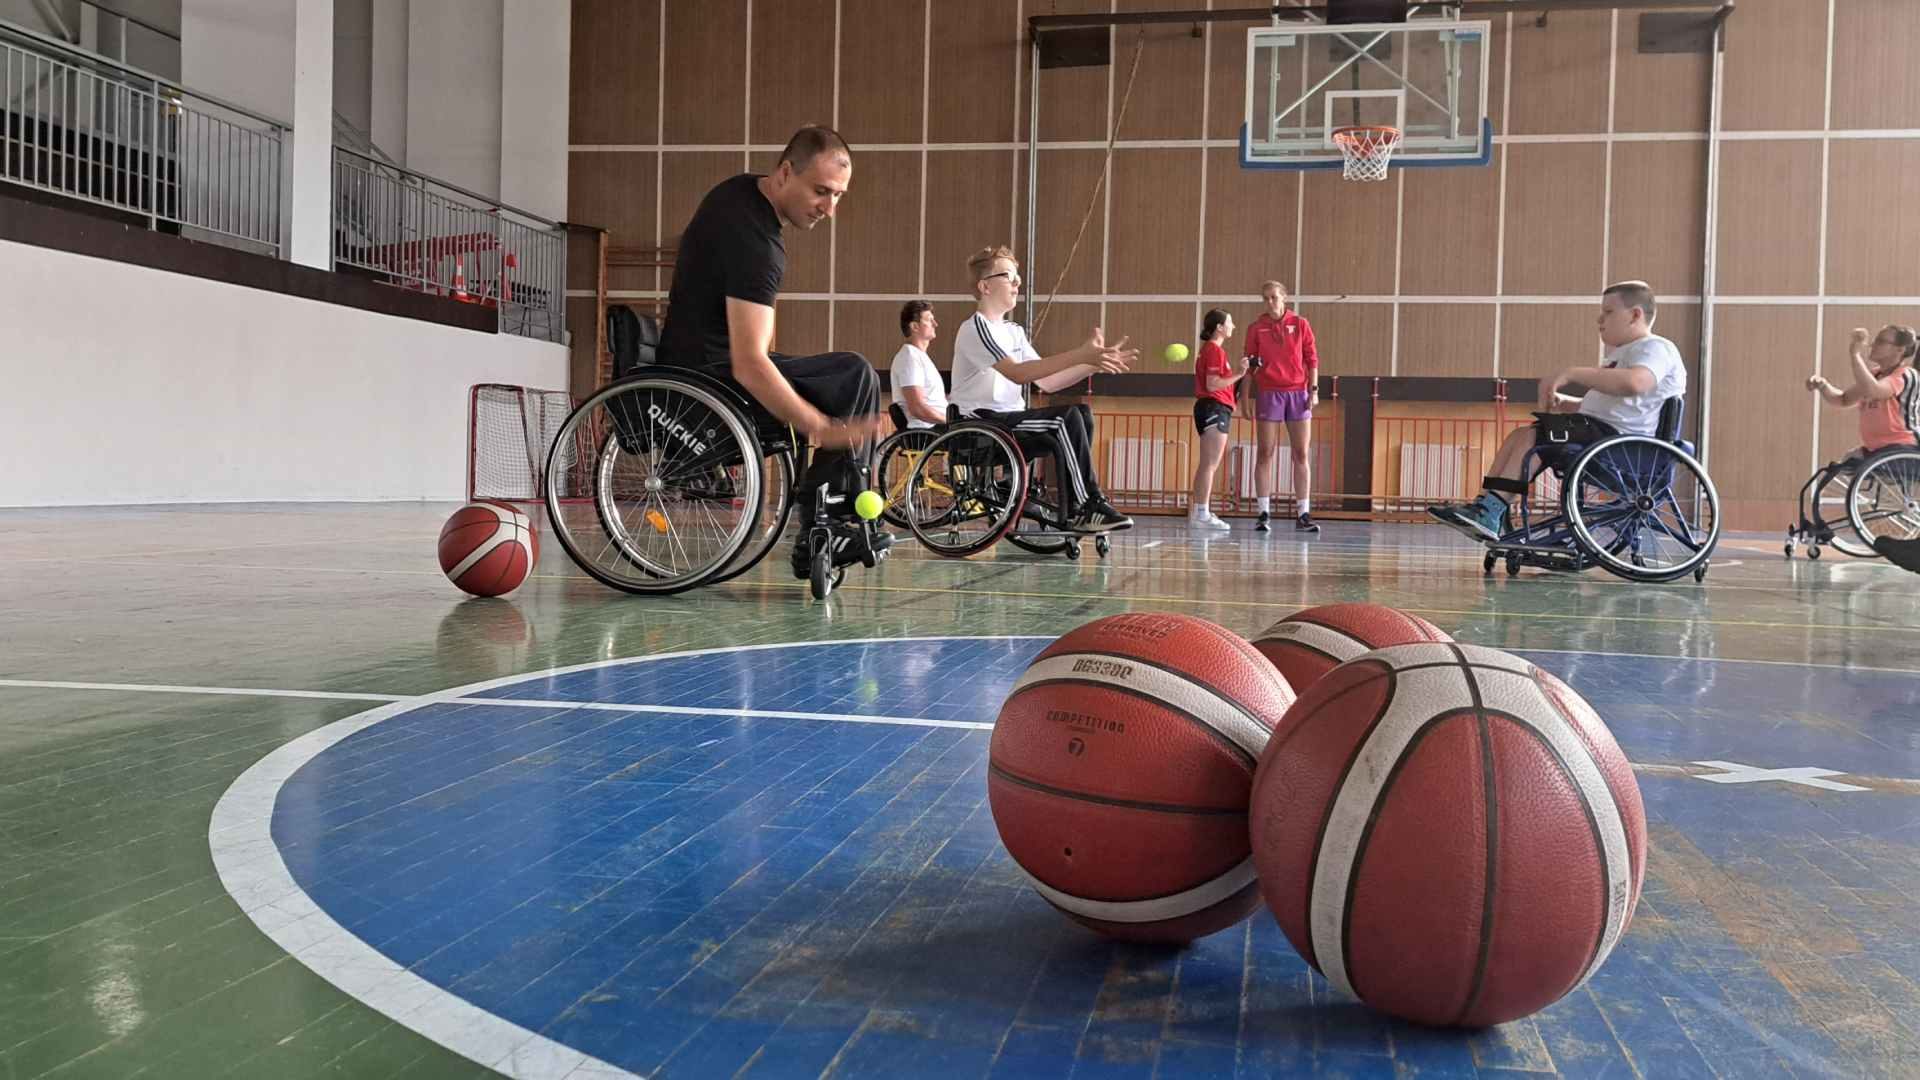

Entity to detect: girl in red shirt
[1242,280,1320,532]
[1189,308,1249,529]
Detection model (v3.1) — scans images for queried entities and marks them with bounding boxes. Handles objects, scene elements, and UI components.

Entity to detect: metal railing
[332,147,566,343]
[0,19,284,253]
[1092,411,1343,517]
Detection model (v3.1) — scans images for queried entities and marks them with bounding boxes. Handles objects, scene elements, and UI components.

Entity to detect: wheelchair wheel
[543,375,766,595]
[1005,492,1072,556]
[707,446,796,585]
[906,423,1027,557]
[1561,434,1719,583]
[1846,447,1920,549]
[1810,464,1877,558]
[871,428,938,529]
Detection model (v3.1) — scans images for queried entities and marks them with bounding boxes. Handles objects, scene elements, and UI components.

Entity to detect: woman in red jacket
[1243,280,1320,532]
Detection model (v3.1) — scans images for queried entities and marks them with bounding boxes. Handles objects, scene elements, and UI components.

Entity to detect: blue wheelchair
[1481,397,1721,583]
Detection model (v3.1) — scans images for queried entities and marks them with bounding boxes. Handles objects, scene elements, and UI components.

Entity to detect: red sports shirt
[1194,341,1235,408]
[1243,311,1318,392]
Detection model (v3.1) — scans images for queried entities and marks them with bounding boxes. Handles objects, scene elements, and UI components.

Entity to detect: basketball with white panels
[1252,602,1452,698]
[437,501,538,597]
[989,613,1297,944]
[1249,641,1646,1027]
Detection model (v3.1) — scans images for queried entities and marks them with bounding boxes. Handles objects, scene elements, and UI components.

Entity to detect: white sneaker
[1187,512,1215,530]
[1202,510,1232,530]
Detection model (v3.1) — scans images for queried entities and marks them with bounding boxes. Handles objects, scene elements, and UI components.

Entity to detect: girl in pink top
[1806,324,1919,457]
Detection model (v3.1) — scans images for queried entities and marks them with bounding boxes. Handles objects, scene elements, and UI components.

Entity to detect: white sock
[1256,496,1271,513]
[1190,503,1208,518]
[1297,497,1310,515]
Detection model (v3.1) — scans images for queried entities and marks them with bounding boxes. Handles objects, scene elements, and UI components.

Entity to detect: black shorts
[662,350,878,424]
[1194,399,1233,435]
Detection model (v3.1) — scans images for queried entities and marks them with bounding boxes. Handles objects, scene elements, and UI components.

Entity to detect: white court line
[206,636,1046,1079]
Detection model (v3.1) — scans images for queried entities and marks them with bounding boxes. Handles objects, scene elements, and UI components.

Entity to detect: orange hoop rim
[1331,125,1403,147]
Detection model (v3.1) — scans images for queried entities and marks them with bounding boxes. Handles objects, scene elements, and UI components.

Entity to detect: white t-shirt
[889,344,948,429]
[949,312,1035,415]
[1579,333,1687,436]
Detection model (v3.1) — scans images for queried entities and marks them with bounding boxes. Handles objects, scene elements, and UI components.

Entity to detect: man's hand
[1806,373,1829,393]
[1538,369,1574,411]
[1085,328,1137,374]
[1851,327,1871,354]
[806,413,891,449]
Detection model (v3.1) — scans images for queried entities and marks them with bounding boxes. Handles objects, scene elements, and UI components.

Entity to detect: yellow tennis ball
[1164,343,1191,363]
[854,490,886,520]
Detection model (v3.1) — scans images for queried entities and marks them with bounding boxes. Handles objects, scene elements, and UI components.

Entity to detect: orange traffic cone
[452,256,469,301]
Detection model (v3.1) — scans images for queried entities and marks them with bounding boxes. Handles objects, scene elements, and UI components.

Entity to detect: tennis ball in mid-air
[854,490,886,520]
[1164,343,1190,363]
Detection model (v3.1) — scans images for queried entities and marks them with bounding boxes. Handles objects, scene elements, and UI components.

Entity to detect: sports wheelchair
[1785,444,1920,560]
[1479,397,1721,583]
[871,405,1113,561]
[541,314,885,600]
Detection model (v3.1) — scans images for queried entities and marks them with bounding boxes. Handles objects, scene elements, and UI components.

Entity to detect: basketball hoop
[1331,125,1402,182]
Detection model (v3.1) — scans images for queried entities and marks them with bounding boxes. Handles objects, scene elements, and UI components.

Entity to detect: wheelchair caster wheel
[1095,535,1111,558]
[1064,541,1082,561]
[1694,562,1709,583]
[1483,551,1498,575]
[809,548,842,600]
[1783,541,1794,558]
[1506,553,1522,577]
[1808,545,1821,561]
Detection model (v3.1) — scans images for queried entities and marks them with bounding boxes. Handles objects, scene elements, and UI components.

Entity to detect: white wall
[498,0,567,221]
[369,0,407,162]
[405,0,501,199]
[333,0,371,131]
[179,0,294,121]
[0,239,568,506]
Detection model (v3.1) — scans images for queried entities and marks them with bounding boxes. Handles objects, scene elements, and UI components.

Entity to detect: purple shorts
[1255,389,1313,423]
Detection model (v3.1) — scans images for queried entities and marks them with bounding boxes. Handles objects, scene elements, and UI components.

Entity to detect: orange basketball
[438,502,537,597]
[989,613,1297,943]
[1249,642,1646,1027]
[1252,603,1450,697]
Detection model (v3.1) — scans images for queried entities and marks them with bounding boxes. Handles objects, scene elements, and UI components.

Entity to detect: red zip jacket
[1243,311,1318,392]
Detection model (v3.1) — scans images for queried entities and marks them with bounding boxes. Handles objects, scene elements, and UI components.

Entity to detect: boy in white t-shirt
[890,300,948,429]
[950,245,1137,533]
[1430,280,1687,540]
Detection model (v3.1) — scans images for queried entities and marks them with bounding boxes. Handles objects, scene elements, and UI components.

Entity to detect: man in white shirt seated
[1429,280,1687,540]
[890,300,948,429]
[949,245,1137,533]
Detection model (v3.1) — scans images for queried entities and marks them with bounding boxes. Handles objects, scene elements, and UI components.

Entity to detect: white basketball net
[1332,126,1402,183]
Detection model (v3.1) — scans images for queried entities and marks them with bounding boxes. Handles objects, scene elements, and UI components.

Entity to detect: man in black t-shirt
[658,126,891,581]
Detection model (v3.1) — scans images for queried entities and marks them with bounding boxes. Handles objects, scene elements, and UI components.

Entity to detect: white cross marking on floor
[1691,760,1870,793]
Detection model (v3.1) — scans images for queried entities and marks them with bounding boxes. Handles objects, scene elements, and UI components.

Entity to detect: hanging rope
[1031,28,1147,342]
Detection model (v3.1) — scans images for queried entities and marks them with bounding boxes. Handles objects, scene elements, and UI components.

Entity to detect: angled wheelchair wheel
[1810,463,1877,558]
[1846,447,1920,549]
[543,374,765,594]
[906,423,1027,558]
[707,446,796,585]
[872,428,939,530]
[1561,434,1719,583]
[1005,491,1073,556]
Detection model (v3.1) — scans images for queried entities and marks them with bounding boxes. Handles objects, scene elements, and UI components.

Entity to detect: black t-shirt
[659,173,784,368]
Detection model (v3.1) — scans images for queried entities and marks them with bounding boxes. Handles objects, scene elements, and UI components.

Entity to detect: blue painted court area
[267,638,1920,1078]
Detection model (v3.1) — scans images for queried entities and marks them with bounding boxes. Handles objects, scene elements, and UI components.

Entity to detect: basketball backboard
[1240,18,1493,172]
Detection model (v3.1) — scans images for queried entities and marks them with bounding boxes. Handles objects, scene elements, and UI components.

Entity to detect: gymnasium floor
[2,504,1917,1079]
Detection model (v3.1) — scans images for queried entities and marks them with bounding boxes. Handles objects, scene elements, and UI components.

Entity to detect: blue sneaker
[1427,494,1509,541]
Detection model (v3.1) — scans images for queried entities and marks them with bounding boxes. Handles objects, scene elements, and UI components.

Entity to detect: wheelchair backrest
[1654,395,1685,444]
[888,403,909,433]
[608,305,660,381]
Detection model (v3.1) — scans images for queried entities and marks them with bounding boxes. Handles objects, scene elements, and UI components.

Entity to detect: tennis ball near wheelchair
[854,490,886,521]
[1164,343,1191,363]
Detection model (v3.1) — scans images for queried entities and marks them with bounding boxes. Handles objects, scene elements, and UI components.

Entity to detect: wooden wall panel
[750,151,830,293]
[1614,15,1709,133]
[924,150,1015,296]
[569,152,658,292]
[1111,0,1208,140]
[834,300,915,375]
[1399,163,1499,296]
[663,0,745,145]
[1608,141,1706,297]
[1107,150,1203,295]
[1715,140,1821,297]
[748,0,836,145]
[773,299,831,355]
[569,0,659,145]
[1299,169,1397,297]
[1707,305,1818,529]
[1825,140,1920,298]
[659,152,743,247]
[1499,304,1599,378]
[1030,0,1111,143]
[928,0,1018,144]
[1505,12,1609,136]
[1205,18,1269,142]
[838,0,925,144]
[1105,302,1199,377]
[1830,0,1920,130]
[1815,305,1914,463]
[1720,0,1826,132]
[1027,150,1109,296]
[831,151,922,295]
[1201,149,1297,296]
[1501,144,1606,296]
[1029,302,1103,361]
[1299,303,1393,376]
[1398,304,1496,379]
